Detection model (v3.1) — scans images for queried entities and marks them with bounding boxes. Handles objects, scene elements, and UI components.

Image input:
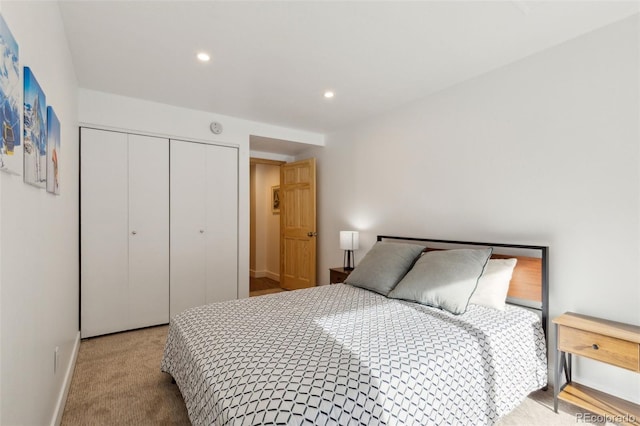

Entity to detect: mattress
[161,284,547,425]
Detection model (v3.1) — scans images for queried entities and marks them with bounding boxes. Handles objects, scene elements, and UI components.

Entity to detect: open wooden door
[280,158,316,290]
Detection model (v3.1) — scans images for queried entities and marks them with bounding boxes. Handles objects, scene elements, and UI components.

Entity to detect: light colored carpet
[497,388,609,425]
[62,322,608,425]
[61,325,189,425]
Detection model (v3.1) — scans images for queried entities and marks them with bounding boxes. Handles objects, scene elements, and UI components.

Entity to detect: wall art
[46,106,59,194]
[23,66,46,187]
[271,185,280,214]
[0,14,21,175]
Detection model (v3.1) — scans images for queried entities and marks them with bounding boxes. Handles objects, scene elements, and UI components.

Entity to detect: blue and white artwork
[23,66,46,187]
[46,106,59,194]
[0,14,21,175]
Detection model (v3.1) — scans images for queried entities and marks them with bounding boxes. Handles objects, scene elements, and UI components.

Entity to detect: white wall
[251,163,280,281]
[0,1,80,425]
[250,164,257,274]
[250,150,294,163]
[250,163,280,280]
[264,165,281,280]
[303,15,640,403]
[0,74,3,423]
[78,89,322,298]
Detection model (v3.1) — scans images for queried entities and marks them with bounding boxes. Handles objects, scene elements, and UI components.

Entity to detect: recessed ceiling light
[197,52,211,62]
[324,91,335,99]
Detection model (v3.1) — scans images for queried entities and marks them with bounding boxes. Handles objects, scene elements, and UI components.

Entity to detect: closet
[170,140,238,318]
[80,128,169,338]
[80,129,239,338]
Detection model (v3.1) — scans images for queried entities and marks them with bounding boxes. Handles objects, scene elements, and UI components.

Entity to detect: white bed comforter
[161,284,547,425]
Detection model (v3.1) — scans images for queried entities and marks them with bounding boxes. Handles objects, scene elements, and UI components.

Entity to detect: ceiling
[59,1,639,135]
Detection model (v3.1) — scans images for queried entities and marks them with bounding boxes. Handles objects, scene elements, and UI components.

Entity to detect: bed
[162,236,549,425]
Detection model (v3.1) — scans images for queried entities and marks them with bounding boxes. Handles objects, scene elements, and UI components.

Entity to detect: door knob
[307,231,317,237]
[200,230,205,234]
[131,231,137,235]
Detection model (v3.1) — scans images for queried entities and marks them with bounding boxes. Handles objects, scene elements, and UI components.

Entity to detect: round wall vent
[210,121,223,135]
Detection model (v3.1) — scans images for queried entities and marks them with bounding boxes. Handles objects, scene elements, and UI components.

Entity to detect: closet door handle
[307,232,317,237]
[131,231,137,235]
[200,230,205,234]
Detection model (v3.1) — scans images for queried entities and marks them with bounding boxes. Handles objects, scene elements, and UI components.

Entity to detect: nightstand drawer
[329,267,352,284]
[558,325,639,371]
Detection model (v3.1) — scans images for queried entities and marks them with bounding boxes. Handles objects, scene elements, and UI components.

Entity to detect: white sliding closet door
[128,134,169,328]
[81,129,129,337]
[170,140,238,318]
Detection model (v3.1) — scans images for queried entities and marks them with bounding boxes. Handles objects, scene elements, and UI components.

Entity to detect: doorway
[249,158,284,296]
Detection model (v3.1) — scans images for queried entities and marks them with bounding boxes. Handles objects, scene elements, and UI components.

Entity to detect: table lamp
[340,231,359,270]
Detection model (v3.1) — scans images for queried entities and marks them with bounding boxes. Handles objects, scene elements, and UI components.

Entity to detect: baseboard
[250,270,279,281]
[265,271,280,282]
[251,270,266,278]
[51,331,80,426]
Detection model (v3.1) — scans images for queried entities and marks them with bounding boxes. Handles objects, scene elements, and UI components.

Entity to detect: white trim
[78,123,240,151]
[265,271,280,283]
[249,270,280,282]
[251,269,266,278]
[249,150,294,163]
[50,332,80,426]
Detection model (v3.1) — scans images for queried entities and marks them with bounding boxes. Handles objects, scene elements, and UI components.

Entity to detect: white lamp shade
[340,231,359,250]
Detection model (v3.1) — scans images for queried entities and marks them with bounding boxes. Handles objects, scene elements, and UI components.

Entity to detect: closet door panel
[170,140,207,318]
[80,128,129,338]
[205,145,238,303]
[128,134,169,328]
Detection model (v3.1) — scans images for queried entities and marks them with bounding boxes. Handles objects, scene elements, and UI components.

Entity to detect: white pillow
[469,258,517,311]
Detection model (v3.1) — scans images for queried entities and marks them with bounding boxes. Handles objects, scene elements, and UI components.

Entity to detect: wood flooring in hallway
[249,276,284,297]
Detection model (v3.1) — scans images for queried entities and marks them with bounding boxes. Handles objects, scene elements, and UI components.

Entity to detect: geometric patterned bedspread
[161,284,547,425]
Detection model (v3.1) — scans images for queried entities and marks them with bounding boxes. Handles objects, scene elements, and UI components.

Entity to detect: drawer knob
[592,344,599,350]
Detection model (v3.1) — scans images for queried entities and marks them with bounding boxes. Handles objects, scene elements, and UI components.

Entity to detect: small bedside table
[553,312,640,425]
[329,267,353,284]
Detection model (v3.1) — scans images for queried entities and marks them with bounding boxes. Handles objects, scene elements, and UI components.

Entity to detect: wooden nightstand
[553,312,640,425]
[329,267,353,284]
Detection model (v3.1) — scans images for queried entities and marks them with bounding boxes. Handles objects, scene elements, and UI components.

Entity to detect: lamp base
[343,250,355,270]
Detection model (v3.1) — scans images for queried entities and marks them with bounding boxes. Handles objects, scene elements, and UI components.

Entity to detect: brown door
[280,158,317,290]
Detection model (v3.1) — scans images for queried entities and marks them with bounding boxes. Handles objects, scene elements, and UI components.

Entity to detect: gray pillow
[344,242,425,296]
[388,248,493,314]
